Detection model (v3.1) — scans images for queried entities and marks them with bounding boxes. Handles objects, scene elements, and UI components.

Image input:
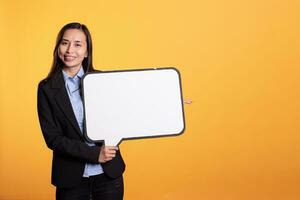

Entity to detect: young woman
[37,22,125,200]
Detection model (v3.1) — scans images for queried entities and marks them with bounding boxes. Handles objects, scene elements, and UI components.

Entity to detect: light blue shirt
[62,67,104,177]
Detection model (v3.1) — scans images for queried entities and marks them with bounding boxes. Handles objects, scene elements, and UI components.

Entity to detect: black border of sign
[81,67,186,146]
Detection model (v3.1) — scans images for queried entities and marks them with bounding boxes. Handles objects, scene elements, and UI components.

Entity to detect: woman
[37,22,125,200]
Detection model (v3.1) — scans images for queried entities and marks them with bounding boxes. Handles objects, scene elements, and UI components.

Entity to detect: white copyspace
[83,68,184,146]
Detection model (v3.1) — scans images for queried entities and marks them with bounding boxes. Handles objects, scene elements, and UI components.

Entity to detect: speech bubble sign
[82,68,185,146]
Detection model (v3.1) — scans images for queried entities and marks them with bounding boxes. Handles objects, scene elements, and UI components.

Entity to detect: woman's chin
[63,63,81,69]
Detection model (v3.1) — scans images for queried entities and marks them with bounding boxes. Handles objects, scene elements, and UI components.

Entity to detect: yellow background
[1,0,300,199]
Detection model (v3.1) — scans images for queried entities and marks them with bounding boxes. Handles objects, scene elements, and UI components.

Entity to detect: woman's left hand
[184,98,193,104]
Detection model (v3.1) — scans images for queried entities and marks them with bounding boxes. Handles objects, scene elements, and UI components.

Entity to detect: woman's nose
[66,43,74,53]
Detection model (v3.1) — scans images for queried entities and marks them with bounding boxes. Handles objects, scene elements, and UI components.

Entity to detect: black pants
[56,174,124,200]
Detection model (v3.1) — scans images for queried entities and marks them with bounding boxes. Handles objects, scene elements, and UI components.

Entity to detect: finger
[104,149,117,155]
[105,152,116,158]
[106,155,116,160]
[105,151,116,156]
[184,99,193,104]
[102,146,116,152]
[104,148,118,154]
[102,150,116,155]
[105,146,119,150]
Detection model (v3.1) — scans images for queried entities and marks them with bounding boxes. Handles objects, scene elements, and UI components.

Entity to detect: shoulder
[38,78,49,89]
[38,77,54,92]
[38,70,62,90]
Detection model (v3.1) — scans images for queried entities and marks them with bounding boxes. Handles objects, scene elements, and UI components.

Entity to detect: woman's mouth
[64,55,76,61]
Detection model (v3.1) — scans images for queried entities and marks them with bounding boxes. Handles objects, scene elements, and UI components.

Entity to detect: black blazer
[37,70,125,188]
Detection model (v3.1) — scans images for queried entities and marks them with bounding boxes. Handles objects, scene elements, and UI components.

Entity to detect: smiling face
[58,29,88,72]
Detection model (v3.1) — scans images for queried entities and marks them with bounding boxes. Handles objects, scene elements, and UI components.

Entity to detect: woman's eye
[75,44,82,47]
[61,42,68,45]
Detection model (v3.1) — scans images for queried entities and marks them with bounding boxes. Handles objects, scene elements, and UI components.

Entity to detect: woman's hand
[98,146,118,163]
[184,98,193,104]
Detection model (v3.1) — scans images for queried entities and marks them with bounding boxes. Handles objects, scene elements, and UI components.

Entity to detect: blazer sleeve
[37,81,101,164]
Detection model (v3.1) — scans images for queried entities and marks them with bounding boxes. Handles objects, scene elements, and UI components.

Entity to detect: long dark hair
[46,22,95,79]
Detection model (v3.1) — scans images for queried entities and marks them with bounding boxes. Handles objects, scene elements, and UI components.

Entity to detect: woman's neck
[63,66,81,77]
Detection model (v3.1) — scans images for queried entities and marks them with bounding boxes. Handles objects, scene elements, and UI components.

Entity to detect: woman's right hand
[98,145,118,163]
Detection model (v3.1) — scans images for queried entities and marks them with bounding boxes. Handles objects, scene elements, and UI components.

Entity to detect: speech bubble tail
[104,137,122,146]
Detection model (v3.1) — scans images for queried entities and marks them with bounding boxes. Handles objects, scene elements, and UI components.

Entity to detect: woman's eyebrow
[61,38,82,42]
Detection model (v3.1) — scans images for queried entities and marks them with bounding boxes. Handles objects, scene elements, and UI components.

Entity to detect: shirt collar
[62,66,84,82]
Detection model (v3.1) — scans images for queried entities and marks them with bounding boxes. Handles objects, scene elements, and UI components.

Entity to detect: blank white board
[82,68,185,146]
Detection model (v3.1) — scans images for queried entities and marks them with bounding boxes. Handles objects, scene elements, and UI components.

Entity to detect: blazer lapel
[52,71,84,138]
